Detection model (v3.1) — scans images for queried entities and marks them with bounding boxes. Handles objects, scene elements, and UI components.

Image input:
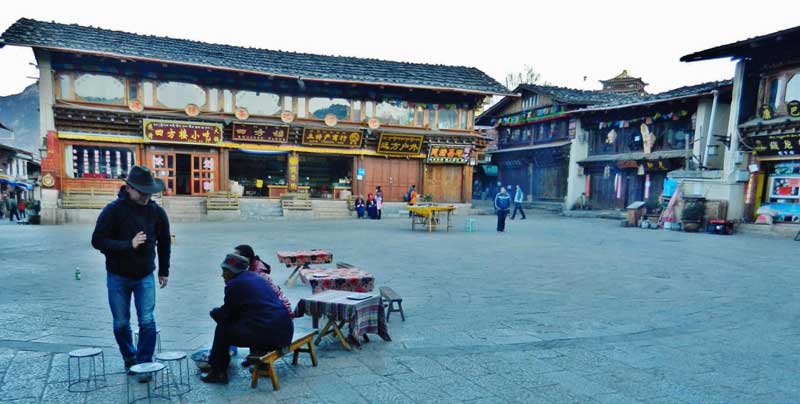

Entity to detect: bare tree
[504,65,543,89]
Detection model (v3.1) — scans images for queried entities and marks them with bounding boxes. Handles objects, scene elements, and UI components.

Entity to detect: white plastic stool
[155,351,191,398]
[67,347,106,392]
[127,362,168,403]
[133,327,162,353]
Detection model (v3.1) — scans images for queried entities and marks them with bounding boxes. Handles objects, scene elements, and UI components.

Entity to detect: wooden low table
[299,267,375,294]
[295,290,391,351]
[276,250,333,286]
[408,205,456,232]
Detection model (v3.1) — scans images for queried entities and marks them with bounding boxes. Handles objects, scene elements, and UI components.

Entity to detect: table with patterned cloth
[276,250,333,286]
[294,290,391,351]
[299,267,375,294]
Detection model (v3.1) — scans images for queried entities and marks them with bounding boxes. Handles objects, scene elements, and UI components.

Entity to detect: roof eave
[10,43,511,97]
[573,91,722,114]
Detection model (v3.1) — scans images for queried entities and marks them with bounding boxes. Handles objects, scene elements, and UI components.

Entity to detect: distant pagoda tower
[600,70,648,95]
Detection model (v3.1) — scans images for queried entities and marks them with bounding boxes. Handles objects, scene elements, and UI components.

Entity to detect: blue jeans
[107,272,157,365]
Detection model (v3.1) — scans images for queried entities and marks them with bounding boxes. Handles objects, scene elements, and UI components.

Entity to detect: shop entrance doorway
[176,154,191,195]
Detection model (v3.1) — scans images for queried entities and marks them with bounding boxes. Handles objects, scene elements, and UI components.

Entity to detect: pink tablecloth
[299,267,375,294]
[276,250,333,267]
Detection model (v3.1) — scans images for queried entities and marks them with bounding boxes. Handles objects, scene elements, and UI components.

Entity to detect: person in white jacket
[511,185,526,220]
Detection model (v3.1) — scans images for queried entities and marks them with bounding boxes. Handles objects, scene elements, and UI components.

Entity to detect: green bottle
[75,267,81,281]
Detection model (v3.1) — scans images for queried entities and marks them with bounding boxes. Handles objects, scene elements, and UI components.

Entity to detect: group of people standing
[0,191,29,221]
[354,186,384,219]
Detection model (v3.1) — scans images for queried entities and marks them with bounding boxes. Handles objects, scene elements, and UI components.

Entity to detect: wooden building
[0,18,508,222]
[573,81,732,210]
[600,70,648,95]
[682,25,800,223]
[475,84,636,203]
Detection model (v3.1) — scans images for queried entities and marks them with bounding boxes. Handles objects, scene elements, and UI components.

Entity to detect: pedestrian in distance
[406,185,418,217]
[375,186,383,220]
[511,185,526,220]
[354,194,366,219]
[91,166,171,378]
[6,193,19,222]
[366,193,378,219]
[494,186,511,232]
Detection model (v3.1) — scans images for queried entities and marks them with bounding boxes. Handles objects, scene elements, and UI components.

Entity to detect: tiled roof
[0,18,509,95]
[517,84,640,105]
[583,80,732,110]
[681,25,800,62]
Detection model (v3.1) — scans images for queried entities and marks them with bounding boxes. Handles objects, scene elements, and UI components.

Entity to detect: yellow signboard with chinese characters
[753,133,800,157]
[426,144,473,164]
[377,133,424,155]
[301,128,362,148]
[143,119,223,146]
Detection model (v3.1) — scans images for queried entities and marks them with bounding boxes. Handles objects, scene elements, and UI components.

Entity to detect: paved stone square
[0,214,798,403]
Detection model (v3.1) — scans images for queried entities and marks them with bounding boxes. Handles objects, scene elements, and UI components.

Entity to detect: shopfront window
[58,74,71,99]
[296,97,307,118]
[157,82,206,109]
[767,78,780,110]
[785,73,800,103]
[67,145,135,179]
[376,102,414,126]
[309,98,351,120]
[143,82,154,106]
[74,74,125,104]
[235,91,281,116]
[299,154,352,199]
[208,89,219,111]
[437,108,458,129]
[229,151,288,196]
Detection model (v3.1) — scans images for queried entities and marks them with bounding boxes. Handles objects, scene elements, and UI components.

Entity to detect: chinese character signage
[143,119,223,146]
[426,144,472,164]
[644,160,671,171]
[232,123,289,143]
[753,133,800,157]
[377,134,424,155]
[301,128,362,148]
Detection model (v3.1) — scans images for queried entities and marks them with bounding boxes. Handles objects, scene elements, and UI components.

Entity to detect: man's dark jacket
[91,187,171,279]
[211,271,293,348]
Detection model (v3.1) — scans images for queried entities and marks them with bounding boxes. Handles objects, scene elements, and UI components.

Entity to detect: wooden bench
[206,192,240,210]
[61,188,118,209]
[281,199,313,210]
[380,286,405,322]
[248,329,319,390]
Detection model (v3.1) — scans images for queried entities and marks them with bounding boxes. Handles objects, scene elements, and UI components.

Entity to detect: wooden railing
[61,188,118,209]
[206,192,240,210]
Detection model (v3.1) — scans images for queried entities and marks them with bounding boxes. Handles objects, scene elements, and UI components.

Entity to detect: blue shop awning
[14,182,33,190]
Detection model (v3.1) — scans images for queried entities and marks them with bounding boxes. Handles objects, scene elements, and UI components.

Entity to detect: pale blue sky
[1,0,798,97]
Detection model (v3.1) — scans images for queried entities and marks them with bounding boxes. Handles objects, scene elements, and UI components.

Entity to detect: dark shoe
[201,371,229,384]
[521,217,526,220]
[125,359,136,376]
[137,373,153,383]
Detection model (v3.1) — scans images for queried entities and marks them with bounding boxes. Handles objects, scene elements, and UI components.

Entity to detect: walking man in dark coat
[494,187,511,232]
[91,166,171,374]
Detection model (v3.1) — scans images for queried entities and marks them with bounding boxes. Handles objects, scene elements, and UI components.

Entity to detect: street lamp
[39,146,48,159]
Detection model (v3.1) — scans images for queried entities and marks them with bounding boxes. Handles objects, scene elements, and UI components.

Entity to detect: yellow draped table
[407,205,456,232]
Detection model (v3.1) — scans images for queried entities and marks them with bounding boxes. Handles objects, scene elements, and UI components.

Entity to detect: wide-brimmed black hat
[126,166,164,194]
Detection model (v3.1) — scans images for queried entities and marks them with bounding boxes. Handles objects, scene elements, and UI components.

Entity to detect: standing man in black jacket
[91,166,171,373]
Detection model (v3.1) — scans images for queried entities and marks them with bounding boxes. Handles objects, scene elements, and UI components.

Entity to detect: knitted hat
[221,253,249,274]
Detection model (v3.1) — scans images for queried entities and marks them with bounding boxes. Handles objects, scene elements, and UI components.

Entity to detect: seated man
[201,253,294,384]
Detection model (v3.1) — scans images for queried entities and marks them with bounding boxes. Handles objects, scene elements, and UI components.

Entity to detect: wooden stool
[380,286,405,322]
[248,329,319,390]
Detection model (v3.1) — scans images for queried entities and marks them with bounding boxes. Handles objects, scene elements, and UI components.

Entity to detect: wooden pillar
[352,155,360,197]
[462,164,473,203]
[287,152,299,192]
[528,162,534,202]
[219,148,229,191]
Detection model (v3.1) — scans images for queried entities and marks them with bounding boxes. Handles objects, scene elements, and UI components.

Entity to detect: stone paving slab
[0,215,799,403]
